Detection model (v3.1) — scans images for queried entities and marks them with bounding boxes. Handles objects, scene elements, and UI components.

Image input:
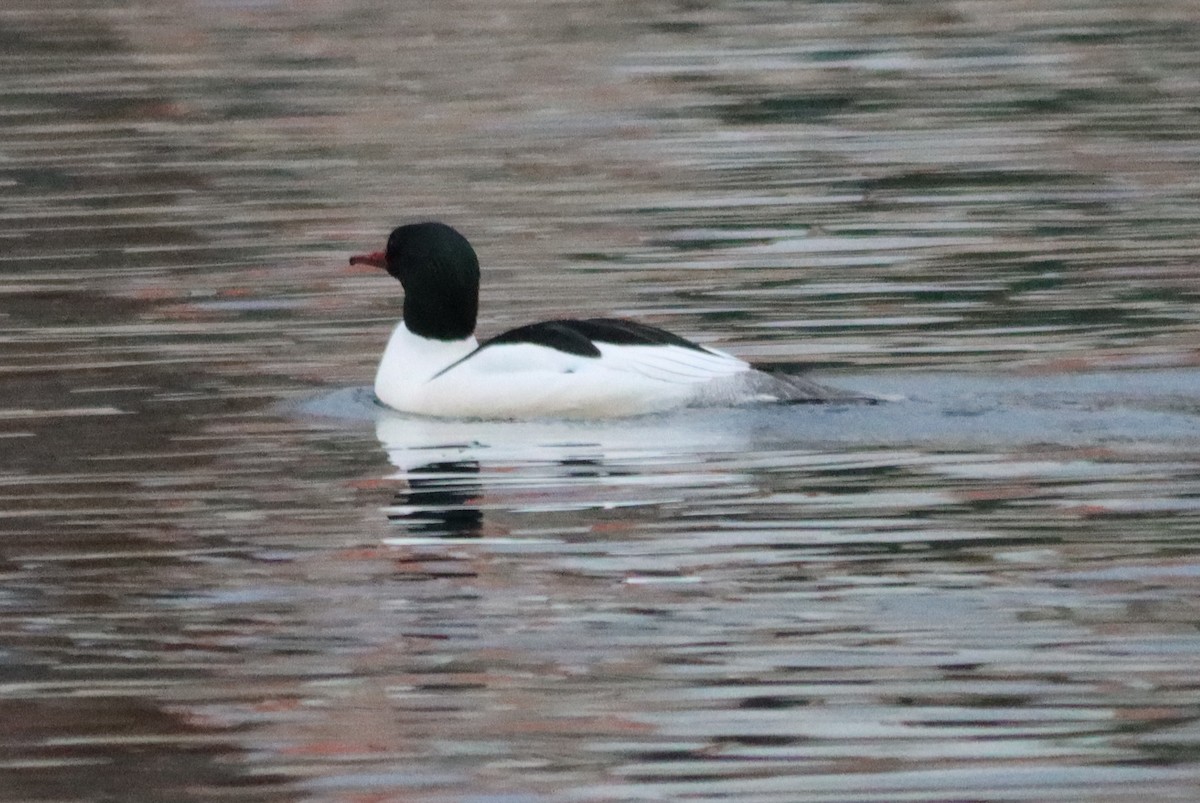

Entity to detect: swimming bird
[351,222,868,419]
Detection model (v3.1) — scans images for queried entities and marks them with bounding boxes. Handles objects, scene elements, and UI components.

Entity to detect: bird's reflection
[385,460,483,539]
[372,405,768,540]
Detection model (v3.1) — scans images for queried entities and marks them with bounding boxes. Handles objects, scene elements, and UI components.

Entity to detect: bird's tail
[748,368,880,405]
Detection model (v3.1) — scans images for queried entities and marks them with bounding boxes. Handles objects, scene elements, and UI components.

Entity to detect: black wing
[479,318,711,358]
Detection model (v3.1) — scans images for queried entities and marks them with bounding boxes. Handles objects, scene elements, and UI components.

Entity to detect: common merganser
[351,222,868,419]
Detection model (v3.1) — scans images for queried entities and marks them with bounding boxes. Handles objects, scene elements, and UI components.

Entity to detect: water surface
[2,1,1200,800]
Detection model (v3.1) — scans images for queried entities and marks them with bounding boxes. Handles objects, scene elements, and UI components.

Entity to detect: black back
[385,222,480,340]
[480,317,711,357]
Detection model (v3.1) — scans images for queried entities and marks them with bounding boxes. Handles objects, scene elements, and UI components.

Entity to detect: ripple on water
[4,1,1200,800]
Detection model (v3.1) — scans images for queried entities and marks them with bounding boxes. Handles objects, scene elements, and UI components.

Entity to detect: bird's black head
[354,222,480,340]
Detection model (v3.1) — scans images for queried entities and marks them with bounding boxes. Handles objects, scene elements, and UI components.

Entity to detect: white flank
[373,322,758,419]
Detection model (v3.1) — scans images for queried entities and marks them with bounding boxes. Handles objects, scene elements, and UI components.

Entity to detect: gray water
[3,1,1200,801]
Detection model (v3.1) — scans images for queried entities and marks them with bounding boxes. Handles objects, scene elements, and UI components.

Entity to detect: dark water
[3,1,1200,800]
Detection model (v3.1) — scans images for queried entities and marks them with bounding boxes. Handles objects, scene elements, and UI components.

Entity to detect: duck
[350,222,869,419]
